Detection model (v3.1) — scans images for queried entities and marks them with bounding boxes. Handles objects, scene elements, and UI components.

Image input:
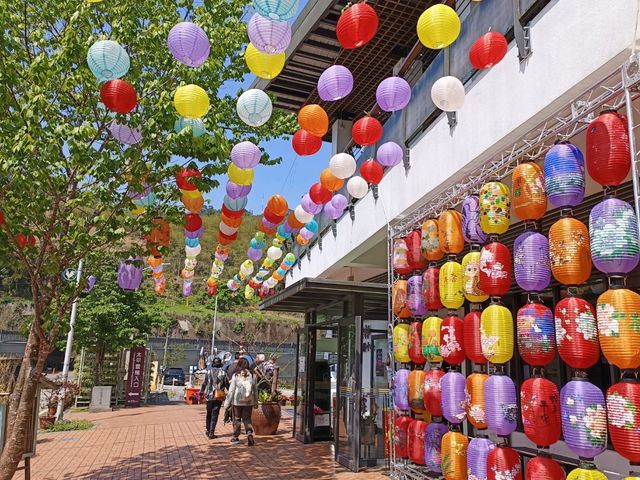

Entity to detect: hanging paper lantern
[513,231,551,292]
[520,378,561,447]
[487,446,522,480]
[517,302,555,367]
[117,257,143,291]
[417,4,461,49]
[294,205,314,224]
[347,176,368,199]
[566,468,607,480]
[422,219,444,262]
[247,13,291,54]
[463,310,485,364]
[336,2,379,50]
[554,297,599,370]
[393,369,410,410]
[423,266,443,311]
[230,141,261,169]
[319,168,344,192]
[176,168,202,190]
[484,374,518,436]
[184,213,203,232]
[561,379,607,459]
[393,238,410,275]
[145,218,170,248]
[481,304,514,364]
[441,431,468,480]
[597,287,640,370]
[469,31,508,69]
[431,76,465,112]
[262,209,284,226]
[219,222,238,236]
[586,110,630,187]
[173,84,209,119]
[87,40,130,82]
[422,316,442,364]
[405,230,426,271]
[408,276,427,318]
[549,217,591,285]
[307,183,331,206]
[440,315,465,365]
[438,210,464,255]
[360,159,384,185]
[462,195,487,245]
[590,198,640,275]
[226,181,251,200]
[266,194,288,217]
[100,79,137,114]
[442,371,466,424]
[394,416,412,459]
[408,320,426,364]
[223,193,248,212]
[439,260,464,310]
[462,251,488,303]
[376,77,411,112]
[298,104,329,137]
[409,370,427,413]
[236,89,272,127]
[479,181,511,235]
[301,194,323,215]
[479,241,512,296]
[423,368,445,416]
[329,153,357,179]
[607,381,640,462]
[468,437,495,480]
[466,372,488,429]
[393,280,411,318]
[512,162,547,221]
[393,323,410,363]
[245,43,285,80]
[544,141,585,208]
[526,455,565,480]
[109,121,142,145]
[167,22,210,67]
[352,117,383,146]
[175,117,206,138]
[317,65,353,101]
[227,164,254,186]
[425,422,448,473]
[254,0,298,21]
[292,129,322,156]
[377,141,404,167]
[408,420,428,465]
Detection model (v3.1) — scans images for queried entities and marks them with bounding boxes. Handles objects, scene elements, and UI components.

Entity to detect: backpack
[236,371,254,400]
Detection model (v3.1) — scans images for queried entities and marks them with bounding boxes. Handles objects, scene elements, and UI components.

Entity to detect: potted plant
[251,390,282,435]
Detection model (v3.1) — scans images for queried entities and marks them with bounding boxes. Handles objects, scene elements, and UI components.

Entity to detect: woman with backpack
[224,357,258,445]
[199,357,229,439]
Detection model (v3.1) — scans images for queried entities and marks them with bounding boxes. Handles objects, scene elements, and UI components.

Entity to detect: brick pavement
[13,403,388,480]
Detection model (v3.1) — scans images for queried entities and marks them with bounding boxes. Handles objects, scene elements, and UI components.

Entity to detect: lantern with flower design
[487,446,522,480]
[422,316,443,363]
[479,241,512,296]
[425,422,448,473]
[544,141,586,208]
[463,310,485,364]
[409,321,426,365]
[407,229,427,271]
[514,230,551,292]
[485,374,518,436]
[409,369,427,414]
[440,315,465,365]
[442,371,466,424]
[468,437,495,480]
[517,302,556,367]
[423,367,445,416]
[586,110,630,187]
[439,210,464,255]
[549,217,592,285]
[479,181,511,235]
[393,323,410,363]
[466,372,488,430]
[394,416,412,459]
[441,431,468,480]
[554,296,600,370]
[607,381,640,462]
[393,369,410,410]
[440,260,464,310]
[392,280,410,318]
[462,251,489,304]
[408,274,427,318]
[462,195,487,245]
[526,455,565,480]
[423,265,443,311]
[512,162,547,221]
[393,237,411,275]
[520,377,561,447]
[597,287,640,370]
[422,219,444,261]
[408,419,428,465]
[481,304,514,365]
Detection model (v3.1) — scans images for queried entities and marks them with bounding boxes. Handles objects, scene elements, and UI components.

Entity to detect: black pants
[206,400,222,434]
[232,405,254,438]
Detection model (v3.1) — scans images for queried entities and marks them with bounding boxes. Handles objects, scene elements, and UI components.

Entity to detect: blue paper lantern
[254,0,299,21]
[544,141,585,208]
[174,117,206,138]
[184,238,200,247]
[277,225,292,239]
[223,195,248,211]
[305,220,319,233]
[87,40,130,82]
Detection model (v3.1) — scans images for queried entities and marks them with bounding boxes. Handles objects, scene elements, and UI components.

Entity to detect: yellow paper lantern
[480,304,514,364]
[417,4,461,50]
[180,188,203,200]
[479,180,511,235]
[439,260,464,310]
[245,43,285,80]
[567,468,608,480]
[461,251,488,303]
[421,316,443,362]
[393,323,411,363]
[173,84,210,119]
[227,164,254,186]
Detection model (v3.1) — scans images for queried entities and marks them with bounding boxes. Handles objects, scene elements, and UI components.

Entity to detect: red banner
[125,347,146,407]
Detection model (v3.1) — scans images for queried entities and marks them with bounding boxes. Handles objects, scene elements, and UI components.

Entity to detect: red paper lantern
[409,321,426,365]
[423,266,443,311]
[394,416,412,459]
[479,241,512,296]
[217,230,238,245]
[352,117,383,146]
[440,315,465,365]
[520,378,561,447]
[487,446,522,480]
[176,167,202,191]
[309,182,332,205]
[259,224,277,235]
[406,230,427,271]
[360,159,384,185]
[554,297,600,370]
[607,381,640,462]
[262,208,285,225]
[463,310,485,364]
[184,213,202,232]
[100,79,137,114]
[525,455,565,480]
[408,419,428,465]
[586,110,630,187]
[221,204,244,219]
[423,367,445,416]
[469,31,508,70]
[292,129,322,156]
[336,2,379,50]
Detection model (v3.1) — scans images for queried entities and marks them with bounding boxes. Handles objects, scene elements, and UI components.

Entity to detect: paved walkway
[14,403,387,480]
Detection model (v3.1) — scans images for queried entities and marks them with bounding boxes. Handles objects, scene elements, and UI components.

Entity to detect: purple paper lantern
[377,141,403,167]
[513,230,551,292]
[560,379,608,459]
[231,141,261,168]
[262,217,277,229]
[117,257,143,291]
[407,274,427,317]
[167,22,211,67]
[226,181,252,199]
[247,13,291,54]
[484,375,518,436]
[441,371,466,424]
[424,422,448,473]
[182,281,193,297]
[247,247,263,262]
[324,203,340,220]
[109,121,142,145]
[376,77,411,112]
[301,193,323,215]
[283,222,297,234]
[468,437,495,480]
[462,195,487,244]
[299,227,314,241]
[184,226,204,239]
[393,369,410,410]
[317,65,353,101]
[331,193,348,212]
[544,141,585,208]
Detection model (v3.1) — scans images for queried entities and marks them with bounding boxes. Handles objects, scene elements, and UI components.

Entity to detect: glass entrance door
[336,321,358,470]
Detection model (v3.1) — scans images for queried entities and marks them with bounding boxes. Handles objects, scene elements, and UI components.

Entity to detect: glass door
[312,327,338,441]
[336,321,358,470]
[295,328,310,442]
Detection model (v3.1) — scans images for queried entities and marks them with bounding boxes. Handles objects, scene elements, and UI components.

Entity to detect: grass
[43,419,94,432]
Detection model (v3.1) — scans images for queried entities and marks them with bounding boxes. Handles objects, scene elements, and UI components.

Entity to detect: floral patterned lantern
[394,416,413,459]
[408,321,426,365]
[423,266,444,311]
[597,287,640,370]
[526,455,565,480]
[393,369,410,410]
[439,210,464,255]
[481,304,514,364]
[512,162,547,221]
[336,2,379,49]
[408,274,427,318]
[407,229,427,271]
[440,260,464,310]
[425,422,448,473]
[607,381,640,462]
[393,323,410,363]
[520,378,561,447]
[423,367,445,416]
[462,250,489,303]
[393,238,411,275]
[566,467,608,480]
[560,379,608,459]
[422,219,444,261]
[409,369,427,414]
[554,296,600,370]
[544,141,585,208]
[422,316,443,363]
[484,374,518,436]
[462,195,487,245]
[442,371,466,424]
[408,419,428,465]
[479,241,512,296]
[392,280,411,318]
[586,110,630,187]
[466,372,488,430]
[549,217,592,285]
[517,302,556,367]
[487,446,522,480]
[441,315,465,365]
[513,231,551,292]
[463,310,486,364]
[467,437,495,480]
[479,180,511,235]
[441,431,468,480]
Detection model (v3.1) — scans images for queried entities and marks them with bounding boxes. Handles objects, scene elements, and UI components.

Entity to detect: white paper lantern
[219,222,239,236]
[236,89,273,127]
[294,205,314,224]
[267,246,283,260]
[185,245,202,257]
[431,76,465,112]
[265,277,278,288]
[329,153,357,179]
[347,176,369,199]
[240,261,254,277]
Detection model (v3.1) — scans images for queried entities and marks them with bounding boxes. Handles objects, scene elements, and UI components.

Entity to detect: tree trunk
[92,342,106,387]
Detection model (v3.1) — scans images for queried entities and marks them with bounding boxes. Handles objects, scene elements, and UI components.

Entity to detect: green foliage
[163,342,188,368]
[44,419,94,432]
[232,320,246,334]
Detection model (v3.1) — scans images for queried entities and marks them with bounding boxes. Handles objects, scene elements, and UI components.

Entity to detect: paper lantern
[184,213,202,232]
[441,431,468,480]
[462,195,487,245]
[352,117,383,146]
[175,117,205,138]
[247,13,291,54]
[227,164,254,186]
[481,304,514,364]
[393,323,410,363]
[555,297,599,370]
[479,181,510,235]
[544,141,585,208]
[442,371,466,424]
[406,229,426,271]
[526,455,565,480]
[408,419,428,465]
[408,276,427,318]
[422,219,444,261]
[597,287,640,369]
[287,212,305,229]
[466,373,488,429]
[223,194,247,212]
[262,208,284,225]
[439,260,464,310]
[479,241,512,296]
[217,231,238,245]
[422,317,443,363]
[319,168,344,192]
[301,193,322,215]
[377,141,404,167]
[485,375,518,436]
[440,315,465,365]
[549,217,591,285]
[308,183,331,205]
[176,167,202,191]
[590,198,639,275]
[425,422,448,473]
[298,104,329,137]
[438,210,464,255]
[423,266,443,311]
[409,370,427,413]
[514,231,551,292]
[417,4,461,49]
[237,89,272,127]
[336,3,378,50]
[376,77,411,112]
[245,43,285,79]
[469,31,508,69]
[408,320,426,364]
[317,65,353,101]
[431,76,465,112]
[229,141,260,169]
[423,368,445,416]
[220,213,242,229]
[561,379,607,459]
[87,40,130,82]
[117,258,143,291]
[487,446,522,480]
[109,121,142,145]
[586,110,630,187]
[174,84,210,119]
[463,310,485,364]
[517,302,555,367]
[226,181,251,200]
[145,218,170,248]
[468,437,495,480]
[100,79,136,114]
[462,251,488,303]
[167,22,210,67]
[254,0,298,21]
[393,369,410,410]
[512,162,547,221]
[607,381,640,462]
[347,176,368,199]
[393,280,410,319]
[329,153,356,179]
[360,159,384,185]
[294,205,313,224]
[292,129,322,156]
[521,378,561,447]
[393,238,410,275]
[330,193,348,213]
[219,221,238,236]
[566,468,607,480]
[265,194,288,217]
[394,416,412,459]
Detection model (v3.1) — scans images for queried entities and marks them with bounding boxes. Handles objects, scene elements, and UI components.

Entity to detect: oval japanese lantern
[544,141,585,208]
[408,320,426,365]
[298,104,329,137]
[487,446,522,480]
[329,152,357,179]
[549,217,591,285]
[393,237,411,275]
[466,372,488,430]
[442,371,466,424]
[393,369,410,410]
[479,241,512,296]
[438,209,464,255]
[184,213,202,232]
[423,266,443,311]
[360,159,384,185]
[526,455,565,480]
[462,195,487,245]
[479,181,511,235]
[394,416,412,459]
[408,275,427,318]
[607,381,640,462]
[422,316,443,363]
[376,76,411,112]
[485,374,518,436]
[408,419,428,465]
[247,13,291,54]
[245,43,285,80]
[100,79,137,114]
[513,231,551,292]
[266,194,288,217]
[422,219,444,261]
[292,129,322,156]
[555,296,600,370]
[425,422,448,473]
[441,431,468,480]
[590,198,640,275]
[352,117,383,146]
[439,260,464,310]
[520,377,561,447]
[318,65,353,101]
[423,367,445,416]
[560,379,607,459]
[392,280,411,319]
[463,310,485,364]
[174,84,209,118]
[393,323,411,363]
[409,369,427,414]
[586,110,630,187]
[512,161,547,221]
[417,4,460,50]
[406,229,427,271]
[469,31,508,69]
[481,304,514,364]
[440,315,465,365]
[320,168,344,193]
[308,182,332,205]
[517,302,556,367]
[462,251,488,303]
[336,2,378,49]
[566,468,608,480]
[468,437,495,480]
[597,287,640,370]
[87,40,130,82]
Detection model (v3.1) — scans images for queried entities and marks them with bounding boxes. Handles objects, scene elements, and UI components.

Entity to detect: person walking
[200,357,228,439]
[224,357,258,446]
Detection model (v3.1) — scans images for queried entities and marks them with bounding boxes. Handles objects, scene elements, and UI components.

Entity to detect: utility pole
[210,295,218,357]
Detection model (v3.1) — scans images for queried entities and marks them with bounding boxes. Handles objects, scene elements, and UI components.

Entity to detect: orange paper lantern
[266,194,289,217]
[512,161,547,221]
[438,209,464,255]
[409,369,427,413]
[393,280,411,319]
[441,431,468,480]
[422,219,444,261]
[320,168,344,192]
[597,288,640,369]
[549,217,591,285]
[466,372,488,430]
[298,104,329,137]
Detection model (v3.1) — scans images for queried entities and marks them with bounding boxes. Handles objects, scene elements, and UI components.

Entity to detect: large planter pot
[252,402,281,435]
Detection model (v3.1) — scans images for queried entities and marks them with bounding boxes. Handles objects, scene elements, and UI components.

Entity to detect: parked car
[163,367,185,385]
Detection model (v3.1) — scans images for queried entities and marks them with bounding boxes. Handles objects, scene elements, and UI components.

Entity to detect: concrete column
[332,119,353,155]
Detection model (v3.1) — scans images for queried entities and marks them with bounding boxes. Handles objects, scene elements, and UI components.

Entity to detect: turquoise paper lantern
[174,117,206,138]
[87,40,130,82]
[254,0,299,21]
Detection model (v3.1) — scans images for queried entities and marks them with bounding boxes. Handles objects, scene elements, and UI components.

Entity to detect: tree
[0,2,294,476]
